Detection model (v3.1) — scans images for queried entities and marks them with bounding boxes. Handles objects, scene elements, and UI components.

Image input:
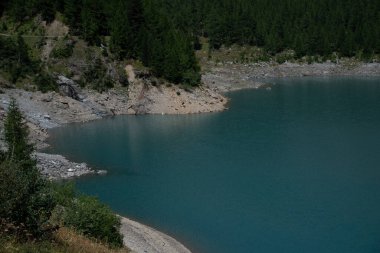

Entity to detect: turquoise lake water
[47,77,380,253]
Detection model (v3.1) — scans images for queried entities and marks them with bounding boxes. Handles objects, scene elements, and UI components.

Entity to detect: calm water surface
[47,77,380,253]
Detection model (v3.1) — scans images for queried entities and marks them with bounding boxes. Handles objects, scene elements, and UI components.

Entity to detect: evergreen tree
[0,0,8,15]
[0,99,55,238]
[81,0,102,45]
[127,0,145,57]
[4,99,34,167]
[8,0,26,22]
[110,0,132,59]
[39,0,56,23]
[64,0,82,33]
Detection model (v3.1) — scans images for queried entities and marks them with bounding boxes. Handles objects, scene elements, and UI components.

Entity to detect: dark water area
[47,77,380,253]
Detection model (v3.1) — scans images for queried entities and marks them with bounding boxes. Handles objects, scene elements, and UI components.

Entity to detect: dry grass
[53,227,131,253]
[0,228,130,253]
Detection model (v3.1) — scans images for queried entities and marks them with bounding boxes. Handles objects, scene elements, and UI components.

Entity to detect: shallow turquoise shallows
[47,77,380,253]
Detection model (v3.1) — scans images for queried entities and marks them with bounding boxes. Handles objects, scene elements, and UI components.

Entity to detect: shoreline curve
[120,217,192,253]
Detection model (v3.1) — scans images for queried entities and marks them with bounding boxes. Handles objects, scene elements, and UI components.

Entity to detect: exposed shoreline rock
[0,76,227,180]
[35,152,100,180]
[202,61,380,92]
[126,79,227,115]
[0,61,378,180]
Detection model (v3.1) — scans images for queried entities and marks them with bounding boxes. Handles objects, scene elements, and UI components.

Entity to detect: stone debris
[35,152,101,180]
[202,61,380,92]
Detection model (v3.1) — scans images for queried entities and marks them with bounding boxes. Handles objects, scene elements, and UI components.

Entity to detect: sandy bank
[120,217,191,253]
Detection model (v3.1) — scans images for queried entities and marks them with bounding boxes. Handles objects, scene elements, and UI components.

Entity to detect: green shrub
[49,182,123,248]
[63,195,123,248]
[0,100,124,248]
[83,58,114,92]
[182,70,201,87]
[34,72,58,93]
[117,67,129,87]
[51,40,74,59]
[0,36,35,83]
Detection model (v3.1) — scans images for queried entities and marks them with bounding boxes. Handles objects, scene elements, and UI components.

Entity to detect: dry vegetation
[0,228,131,253]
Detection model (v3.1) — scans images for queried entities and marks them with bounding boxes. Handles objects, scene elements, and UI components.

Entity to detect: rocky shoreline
[35,152,106,180]
[0,65,228,179]
[0,61,379,179]
[202,60,380,92]
[0,61,379,253]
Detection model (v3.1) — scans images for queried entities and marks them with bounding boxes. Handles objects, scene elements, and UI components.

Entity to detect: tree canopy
[2,0,379,84]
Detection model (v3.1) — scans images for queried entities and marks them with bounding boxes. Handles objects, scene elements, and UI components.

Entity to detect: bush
[117,67,129,87]
[182,70,201,87]
[49,182,124,248]
[83,58,114,92]
[50,40,74,59]
[0,100,124,248]
[0,36,35,83]
[63,195,123,248]
[34,72,58,93]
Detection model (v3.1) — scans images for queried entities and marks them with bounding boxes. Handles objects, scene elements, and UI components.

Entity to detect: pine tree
[0,99,54,238]
[64,0,82,33]
[4,98,34,167]
[127,0,145,57]
[0,0,8,15]
[81,0,101,45]
[39,0,56,23]
[8,0,26,22]
[110,0,132,59]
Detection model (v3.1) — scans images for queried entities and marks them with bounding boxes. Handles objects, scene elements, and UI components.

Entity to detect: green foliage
[0,99,55,239]
[0,35,35,83]
[0,101,124,248]
[63,0,82,34]
[63,195,123,248]
[109,1,132,59]
[51,39,74,59]
[141,2,200,85]
[80,0,107,45]
[3,0,378,86]
[49,182,123,248]
[0,160,54,238]
[50,182,76,208]
[39,0,56,23]
[150,0,380,58]
[4,99,34,166]
[83,58,114,92]
[182,70,201,87]
[7,0,26,22]
[34,71,58,93]
[117,67,129,87]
